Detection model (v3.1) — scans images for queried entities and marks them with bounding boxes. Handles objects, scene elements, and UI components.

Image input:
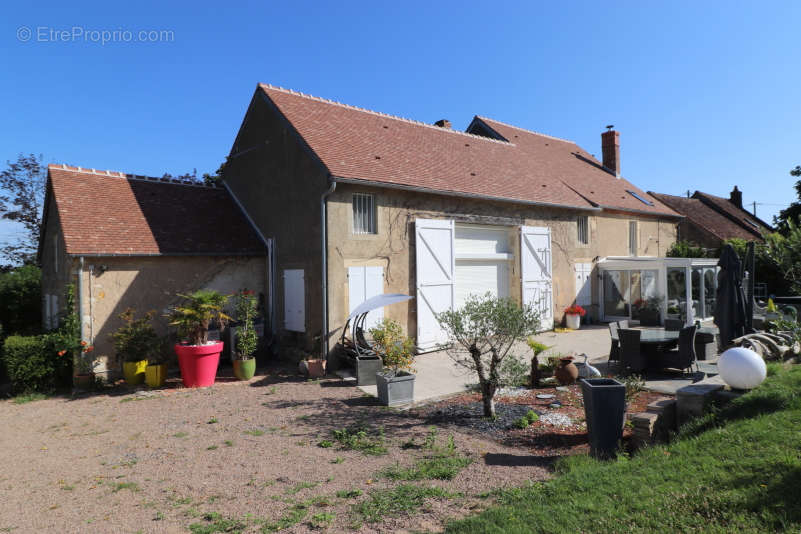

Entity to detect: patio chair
[664,318,684,331]
[608,322,620,362]
[619,328,646,374]
[656,325,698,374]
[618,319,630,329]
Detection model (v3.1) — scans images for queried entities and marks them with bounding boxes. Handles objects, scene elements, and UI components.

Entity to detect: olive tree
[436,294,540,418]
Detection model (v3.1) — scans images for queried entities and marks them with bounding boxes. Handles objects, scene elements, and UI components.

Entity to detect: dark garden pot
[580,378,626,459]
[639,309,661,327]
[233,358,256,381]
[376,371,415,406]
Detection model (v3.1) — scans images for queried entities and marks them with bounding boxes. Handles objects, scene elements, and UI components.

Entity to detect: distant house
[39,165,266,379]
[649,187,773,249]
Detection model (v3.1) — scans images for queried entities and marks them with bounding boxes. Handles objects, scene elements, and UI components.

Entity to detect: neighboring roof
[692,191,773,234]
[256,84,678,217]
[45,164,264,256]
[649,192,768,241]
[469,117,678,217]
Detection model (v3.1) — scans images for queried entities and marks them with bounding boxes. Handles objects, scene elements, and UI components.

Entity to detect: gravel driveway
[0,367,550,533]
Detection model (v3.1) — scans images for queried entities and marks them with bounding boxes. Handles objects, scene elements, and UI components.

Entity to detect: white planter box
[566,313,581,330]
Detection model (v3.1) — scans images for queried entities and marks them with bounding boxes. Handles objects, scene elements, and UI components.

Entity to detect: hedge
[3,334,71,394]
[0,265,41,335]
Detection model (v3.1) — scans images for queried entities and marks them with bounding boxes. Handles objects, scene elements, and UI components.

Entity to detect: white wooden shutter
[283,269,305,332]
[415,219,455,350]
[574,262,592,307]
[348,266,384,330]
[521,226,553,330]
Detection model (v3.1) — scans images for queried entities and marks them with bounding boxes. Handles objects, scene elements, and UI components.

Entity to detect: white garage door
[454,225,511,309]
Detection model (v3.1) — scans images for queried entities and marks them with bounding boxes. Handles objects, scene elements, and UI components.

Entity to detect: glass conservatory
[598,257,720,325]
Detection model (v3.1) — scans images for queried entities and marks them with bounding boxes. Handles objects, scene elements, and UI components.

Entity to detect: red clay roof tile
[47,164,263,256]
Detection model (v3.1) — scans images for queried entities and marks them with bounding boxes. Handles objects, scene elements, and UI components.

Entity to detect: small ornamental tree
[436,294,540,418]
[110,309,160,363]
[233,289,258,360]
[168,290,231,346]
[369,318,415,376]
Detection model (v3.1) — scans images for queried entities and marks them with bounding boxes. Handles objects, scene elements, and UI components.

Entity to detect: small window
[629,221,638,256]
[352,193,376,234]
[577,215,589,245]
[626,190,654,206]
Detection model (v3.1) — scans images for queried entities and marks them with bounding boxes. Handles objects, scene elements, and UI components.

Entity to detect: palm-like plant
[168,290,231,346]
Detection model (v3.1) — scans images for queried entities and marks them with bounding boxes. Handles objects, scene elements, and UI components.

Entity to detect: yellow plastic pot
[123,360,148,385]
[145,363,167,388]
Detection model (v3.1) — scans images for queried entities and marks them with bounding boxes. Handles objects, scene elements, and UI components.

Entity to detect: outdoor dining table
[610,326,719,357]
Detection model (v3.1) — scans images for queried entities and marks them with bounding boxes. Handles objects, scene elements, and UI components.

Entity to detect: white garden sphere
[718,347,767,390]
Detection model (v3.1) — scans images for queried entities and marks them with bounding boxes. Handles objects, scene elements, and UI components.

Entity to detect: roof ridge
[258,83,514,146]
[48,163,218,189]
[475,115,576,144]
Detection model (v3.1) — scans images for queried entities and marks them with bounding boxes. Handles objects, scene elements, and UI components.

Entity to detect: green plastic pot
[233,358,256,381]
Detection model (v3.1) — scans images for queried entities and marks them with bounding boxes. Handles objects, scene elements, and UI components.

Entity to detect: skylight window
[626,190,654,206]
[744,219,759,229]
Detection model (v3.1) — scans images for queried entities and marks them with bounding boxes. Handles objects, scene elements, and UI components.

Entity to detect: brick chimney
[601,128,620,177]
[729,186,743,209]
[434,119,451,129]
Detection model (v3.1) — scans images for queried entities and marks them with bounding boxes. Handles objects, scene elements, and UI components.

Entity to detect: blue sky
[1,1,799,250]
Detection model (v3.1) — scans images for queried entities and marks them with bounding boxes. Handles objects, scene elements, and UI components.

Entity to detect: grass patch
[207,417,218,424]
[243,429,264,436]
[330,426,387,456]
[13,393,48,404]
[285,481,318,495]
[260,503,308,532]
[446,364,801,533]
[382,455,472,481]
[331,457,345,464]
[354,484,457,523]
[206,445,218,451]
[188,512,246,534]
[224,440,234,447]
[111,481,139,493]
[309,512,335,528]
[335,489,363,499]
[173,431,188,438]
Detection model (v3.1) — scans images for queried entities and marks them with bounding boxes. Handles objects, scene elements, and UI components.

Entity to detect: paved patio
[355,324,720,404]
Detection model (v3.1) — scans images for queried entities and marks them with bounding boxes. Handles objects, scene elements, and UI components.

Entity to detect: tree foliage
[168,290,231,346]
[666,240,711,258]
[0,154,47,265]
[765,220,801,295]
[436,294,540,418]
[0,264,41,335]
[233,289,259,359]
[774,165,801,235]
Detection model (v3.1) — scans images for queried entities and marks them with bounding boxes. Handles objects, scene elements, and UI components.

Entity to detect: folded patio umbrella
[715,244,748,347]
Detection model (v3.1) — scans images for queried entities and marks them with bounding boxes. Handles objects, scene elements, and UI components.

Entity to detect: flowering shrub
[369,318,415,376]
[564,305,586,316]
[110,308,160,363]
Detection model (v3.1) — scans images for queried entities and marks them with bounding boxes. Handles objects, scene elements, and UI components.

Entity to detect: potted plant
[145,336,170,388]
[168,290,231,388]
[370,318,416,406]
[633,296,663,326]
[111,308,159,385]
[72,348,96,389]
[232,289,259,381]
[52,285,96,388]
[526,338,552,388]
[564,304,586,330]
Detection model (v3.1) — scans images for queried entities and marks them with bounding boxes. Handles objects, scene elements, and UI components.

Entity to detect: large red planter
[175,341,223,387]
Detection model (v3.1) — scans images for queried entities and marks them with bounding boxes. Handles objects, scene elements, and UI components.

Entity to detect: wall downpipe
[77,256,86,343]
[321,178,337,361]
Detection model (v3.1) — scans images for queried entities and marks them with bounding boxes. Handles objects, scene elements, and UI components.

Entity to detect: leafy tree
[0,154,47,265]
[0,265,41,335]
[765,220,801,295]
[436,294,540,418]
[774,165,801,235]
[724,238,792,296]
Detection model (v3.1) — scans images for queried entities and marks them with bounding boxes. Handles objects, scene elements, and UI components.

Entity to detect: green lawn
[447,364,801,534]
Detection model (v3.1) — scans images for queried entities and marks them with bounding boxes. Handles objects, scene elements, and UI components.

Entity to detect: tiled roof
[46,164,264,256]
[649,192,766,241]
[472,117,679,217]
[258,84,677,216]
[692,191,773,235]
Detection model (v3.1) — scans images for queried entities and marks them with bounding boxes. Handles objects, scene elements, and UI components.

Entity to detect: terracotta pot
[174,341,223,387]
[74,372,94,389]
[554,357,579,385]
[305,359,326,378]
